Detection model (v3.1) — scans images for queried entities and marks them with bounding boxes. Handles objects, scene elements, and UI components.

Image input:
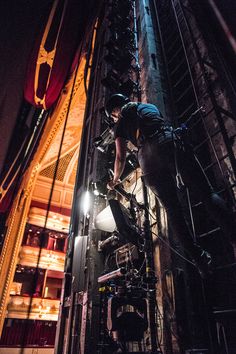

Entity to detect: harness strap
[171,128,185,189]
[136,128,140,141]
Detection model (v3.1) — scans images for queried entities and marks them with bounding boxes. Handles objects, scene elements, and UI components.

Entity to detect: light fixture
[94,199,141,246]
[95,205,117,232]
[82,190,91,217]
[91,182,100,196]
[119,78,137,96]
[94,127,114,152]
[91,181,108,198]
[108,199,141,246]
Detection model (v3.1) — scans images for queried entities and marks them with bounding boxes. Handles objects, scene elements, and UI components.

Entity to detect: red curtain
[24,0,98,110]
[0,181,16,213]
[0,320,57,346]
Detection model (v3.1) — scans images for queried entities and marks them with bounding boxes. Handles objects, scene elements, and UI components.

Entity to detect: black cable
[19,43,83,354]
[136,196,195,266]
[155,303,180,343]
[151,229,195,266]
[83,24,96,96]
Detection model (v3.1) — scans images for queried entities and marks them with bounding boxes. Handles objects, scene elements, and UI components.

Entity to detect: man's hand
[107,179,119,190]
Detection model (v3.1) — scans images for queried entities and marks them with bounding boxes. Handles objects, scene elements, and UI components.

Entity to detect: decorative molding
[7,295,60,321]
[28,207,70,232]
[18,246,65,271]
[0,171,37,334]
[65,145,80,185]
[0,54,87,337]
[38,56,86,167]
[32,175,74,210]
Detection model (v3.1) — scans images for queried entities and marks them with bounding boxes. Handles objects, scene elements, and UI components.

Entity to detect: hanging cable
[151,230,195,267]
[83,22,98,96]
[171,0,229,181]
[19,44,83,354]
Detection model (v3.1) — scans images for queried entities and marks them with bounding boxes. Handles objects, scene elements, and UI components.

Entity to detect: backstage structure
[0,1,235,353]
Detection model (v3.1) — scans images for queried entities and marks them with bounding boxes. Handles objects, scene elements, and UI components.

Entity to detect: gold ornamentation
[0,54,87,335]
[37,45,56,67]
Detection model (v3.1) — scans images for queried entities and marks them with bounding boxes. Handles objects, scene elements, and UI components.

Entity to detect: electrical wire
[151,230,195,266]
[18,41,83,354]
[135,258,146,276]
[155,303,180,343]
[140,200,196,266]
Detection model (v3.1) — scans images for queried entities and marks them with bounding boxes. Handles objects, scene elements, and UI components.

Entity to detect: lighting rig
[89,1,160,353]
[101,0,140,97]
[94,183,158,353]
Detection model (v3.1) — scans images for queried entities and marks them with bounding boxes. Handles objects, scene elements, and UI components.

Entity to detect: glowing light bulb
[82,190,91,217]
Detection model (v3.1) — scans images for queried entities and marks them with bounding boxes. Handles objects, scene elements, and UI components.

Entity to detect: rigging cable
[20,44,83,354]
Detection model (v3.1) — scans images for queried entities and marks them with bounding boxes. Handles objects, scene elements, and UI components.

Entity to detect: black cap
[105,94,130,117]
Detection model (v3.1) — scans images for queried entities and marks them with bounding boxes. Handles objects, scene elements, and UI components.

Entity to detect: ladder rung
[173,70,189,88]
[193,129,222,151]
[162,25,177,43]
[178,103,196,120]
[203,153,230,172]
[213,308,236,316]
[198,227,220,239]
[165,33,180,49]
[169,57,186,76]
[215,262,236,271]
[188,116,203,130]
[218,106,235,120]
[166,46,183,65]
[202,59,217,70]
[175,85,193,103]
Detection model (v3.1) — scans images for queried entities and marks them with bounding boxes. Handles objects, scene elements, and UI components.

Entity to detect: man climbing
[105,93,235,277]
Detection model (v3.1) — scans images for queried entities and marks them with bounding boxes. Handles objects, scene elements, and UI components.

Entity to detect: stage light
[108,199,141,246]
[107,295,148,341]
[91,181,107,198]
[93,127,114,152]
[109,17,132,31]
[82,190,91,217]
[104,49,135,73]
[105,39,135,57]
[119,78,137,96]
[109,151,139,183]
[95,195,142,245]
[101,70,120,90]
[94,205,117,232]
[98,233,119,251]
[108,2,133,18]
[92,183,100,196]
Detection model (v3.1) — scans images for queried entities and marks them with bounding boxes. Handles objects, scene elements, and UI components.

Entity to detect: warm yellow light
[82,190,91,217]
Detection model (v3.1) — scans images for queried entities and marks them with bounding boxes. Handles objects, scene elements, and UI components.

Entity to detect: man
[105,93,235,277]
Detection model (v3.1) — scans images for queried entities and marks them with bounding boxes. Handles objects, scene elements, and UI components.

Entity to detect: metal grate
[40,148,76,182]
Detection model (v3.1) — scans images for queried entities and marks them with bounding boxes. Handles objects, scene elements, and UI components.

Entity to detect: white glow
[82,190,91,217]
[94,205,116,232]
[93,189,100,196]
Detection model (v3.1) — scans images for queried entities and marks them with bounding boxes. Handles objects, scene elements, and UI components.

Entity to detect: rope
[20,43,83,353]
